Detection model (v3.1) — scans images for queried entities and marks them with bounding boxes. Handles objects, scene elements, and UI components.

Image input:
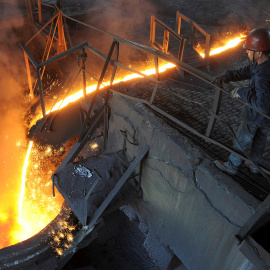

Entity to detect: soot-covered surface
[63,209,159,270]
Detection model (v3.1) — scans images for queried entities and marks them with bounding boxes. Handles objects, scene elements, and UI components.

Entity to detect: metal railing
[22,10,270,179]
[22,11,67,100]
[22,4,270,258]
[150,16,186,61]
[176,11,211,70]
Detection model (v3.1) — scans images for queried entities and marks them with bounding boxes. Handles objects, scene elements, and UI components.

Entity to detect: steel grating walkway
[111,73,270,200]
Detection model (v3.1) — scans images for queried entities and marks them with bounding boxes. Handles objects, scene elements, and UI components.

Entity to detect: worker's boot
[214,160,237,175]
[244,161,260,174]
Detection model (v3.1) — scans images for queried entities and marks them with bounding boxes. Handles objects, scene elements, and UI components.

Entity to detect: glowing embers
[197,33,246,58]
[10,144,64,245]
[50,220,77,257]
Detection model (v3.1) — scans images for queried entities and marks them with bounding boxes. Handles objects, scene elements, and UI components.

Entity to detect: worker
[213,28,270,175]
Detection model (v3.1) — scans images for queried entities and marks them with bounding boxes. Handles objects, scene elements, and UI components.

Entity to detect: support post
[150,56,159,104]
[205,34,211,71]
[25,0,33,24]
[57,13,66,54]
[236,195,270,243]
[81,48,87,99]
[190,23,195,47]
[38,0,42,24]
[150,16,156,44]
[178,38,186,61]
[30,0,35,10]
[176,11,181,35]
[78,41,117,143]
[24,51,34,98]
[106,42,119,104]
[177,38,186,79]
[205,88,222,137]
[37,68,46,117]
[103,106,109,151]
[163,30,170,53]
[86,145,150,230]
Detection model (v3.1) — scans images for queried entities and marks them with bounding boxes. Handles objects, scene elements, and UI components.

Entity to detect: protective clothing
[227,120,269,170]
[223,59,270,126]
[243,28,270,52]
[214,58,270,175]
[231,87,240,98]
[211,75,228,88]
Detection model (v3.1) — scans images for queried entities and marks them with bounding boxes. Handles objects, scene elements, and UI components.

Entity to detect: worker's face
[246,50,255,61]
[246,50,261,62]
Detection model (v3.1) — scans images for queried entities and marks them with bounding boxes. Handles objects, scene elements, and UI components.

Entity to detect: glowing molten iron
[1,33,246,249]
[197,34,246,58]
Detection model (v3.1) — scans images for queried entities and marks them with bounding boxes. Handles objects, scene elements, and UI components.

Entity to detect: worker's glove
[231,87,240,98]
[211,75,228,88]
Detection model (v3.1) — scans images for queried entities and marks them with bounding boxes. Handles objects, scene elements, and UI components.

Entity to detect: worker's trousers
[227,120,269,171]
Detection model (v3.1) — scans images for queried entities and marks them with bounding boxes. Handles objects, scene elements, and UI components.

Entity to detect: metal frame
[86,145,149,228]
[236,194,270,244]
[150,16,186,61]
[22,12,270,248]
[23,12,270,177]
[21,11,67,100]
[176,11,211,70]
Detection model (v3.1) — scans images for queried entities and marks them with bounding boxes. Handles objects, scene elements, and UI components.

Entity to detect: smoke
[67,0,158,68]
[0,12,29,248]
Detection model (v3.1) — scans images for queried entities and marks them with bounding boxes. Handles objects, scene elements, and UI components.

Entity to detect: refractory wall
[107,93,260,270]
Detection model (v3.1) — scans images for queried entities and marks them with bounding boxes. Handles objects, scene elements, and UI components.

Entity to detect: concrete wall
[107,94,260,270]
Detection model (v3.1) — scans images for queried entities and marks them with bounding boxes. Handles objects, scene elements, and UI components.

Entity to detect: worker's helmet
[243,28,270,51]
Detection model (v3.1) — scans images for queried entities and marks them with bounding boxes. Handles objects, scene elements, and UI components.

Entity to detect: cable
[120,130,138,145]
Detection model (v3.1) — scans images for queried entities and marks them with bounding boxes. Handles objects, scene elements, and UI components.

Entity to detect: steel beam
[20,42,39,69]
[39,41,88,67]
[23,51,33,98]
[152,16,183,44]
[236,194,270,243]
[150,16,156,44]
[37,68,46,117]
[205,88,222,137]
[86,144,149,230]
[38,0,42,24]
[25,13,59,45]
[82,48,87,99]
[163,30,170,53]
[78,41,117,143]
[25,0,33,24]
[150,56,159,104]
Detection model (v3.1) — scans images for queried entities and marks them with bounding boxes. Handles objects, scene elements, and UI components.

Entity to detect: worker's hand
[231,87,240,98]
[211,75,228,88]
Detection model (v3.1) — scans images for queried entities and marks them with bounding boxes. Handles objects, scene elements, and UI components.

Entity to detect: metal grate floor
[111,72,270,200]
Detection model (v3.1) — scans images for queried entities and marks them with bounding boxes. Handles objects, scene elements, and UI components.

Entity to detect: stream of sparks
[19,141,33,218]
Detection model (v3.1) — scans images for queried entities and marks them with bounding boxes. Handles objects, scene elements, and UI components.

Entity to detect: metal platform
[110,75,270,201]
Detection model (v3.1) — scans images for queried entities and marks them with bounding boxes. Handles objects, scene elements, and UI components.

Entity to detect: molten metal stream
[198,34,246,58]
[19,141,33,218]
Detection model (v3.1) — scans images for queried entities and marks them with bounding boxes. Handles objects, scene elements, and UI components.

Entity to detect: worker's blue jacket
[224,59,270,127]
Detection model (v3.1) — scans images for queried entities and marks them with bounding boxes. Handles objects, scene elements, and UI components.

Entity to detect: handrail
[150,16,186,61]
[176,11,211,65]
[25,12,270,178]
[25,11,270,127]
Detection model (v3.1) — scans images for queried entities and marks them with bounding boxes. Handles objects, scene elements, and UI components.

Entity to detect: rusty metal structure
[150,12,210,73]
[2,3,268,268]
